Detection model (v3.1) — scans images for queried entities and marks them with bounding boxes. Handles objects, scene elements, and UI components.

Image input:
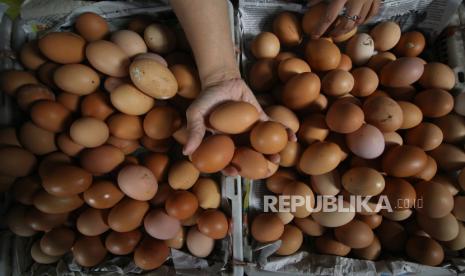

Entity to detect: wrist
[201,68,241,89]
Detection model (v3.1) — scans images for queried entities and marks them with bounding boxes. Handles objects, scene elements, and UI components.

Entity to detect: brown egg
[315,233,351,256]
[86,40,129,77]
[299,142,342,175]
[143,106,181,139]
[405,122,443,151]
[275,52,297,63]
[191,134,235,173]
[326,100,364,134]
[277,58,311,83]
[209,101,259,134]
[19,121,56,155]
[394,31,426,57]
[83,180,123,209]
[350,67,378,97]
[414,88,454,118]
[140,136,172,153]
[165,190,198,220]
[298,113,329,144]
[312,201,355,227]
[38,32,85,64]
[0,127,21,147]
[370,21,401,51]
[31,241,60,264]
[165,227,185,249]
[192,178,221,209]
[75,12,108,41]
[144,208,181,240]
[77,208,109,236]
[310,169,340,196]
[250,121,287,154]
[386,85,416,101]
[0,146,37,177]
[57,92,81,112]
[30,100,71,133]
[33,190,83,214]
[170,64,200,99]
[108,197,149,232]
[39,227,75,256]
[273,11,302,46]
[249,58,277,92]
[108,136,139,154]
[342,167,385,196]
[376,220,407,252]
[181,207,203,227]
[111,30,147,57]
[73,236,107,267]
[16,84,55,111]
[398,101,423,129]
[80,91,114,120]
[380,57,424,87]
[6,205,37,237]
[143,153,169,182]
[12,176,40,205]
[167,160,199,189]
[321,69,354,97]
[110,84,155,116]
[106,113,143,140]
[103,76,129,93]
[117,165,157,201]
[0,70,38,96]
[434,114,465,143]
[305,39,340,71]
[143,23,176,54]
[363,96,403,132]
[105,229,141,255]
[251,32,280,59]
[455,198,465,221]
[129,58,178,99]
[197,209,228,239]
[335,220,374,249]
[127,16,151,34]
[433,174,460,196]
[382,145,428,177]
[20,40,46,70]
[352,236,381,260]
[42,164,92,197]
[443,222,465,250]
[293,216,325,236]
[357,214,383,229]
[134,236,169,270]
[80,145,125,174]
[417,212,459,241]
[419,62,456,90]
[231,147,268,180]
[413,155,437,181]
[265,105,300,133]
[275,225,303,256]
[282,181,315,218]
[24,207,67,231]
[279,141,302,167]
[406,236,444,266]
[251,213,284,243]
[37,62,59,87]
[38,152,71,178]
[54,64,100,95]
[429,143,465,171]
[266,170,295,194]
[70,117,109,148]
[381,177,416,210]
[56,133,83,157]
[336,54,353,71]
[416,181,454,218]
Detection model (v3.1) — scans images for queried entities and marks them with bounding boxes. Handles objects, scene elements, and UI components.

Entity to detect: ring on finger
[341,14,361,22]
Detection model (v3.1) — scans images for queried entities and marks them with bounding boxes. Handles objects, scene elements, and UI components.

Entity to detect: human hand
[310,0,381,38]
[183,78,297,178]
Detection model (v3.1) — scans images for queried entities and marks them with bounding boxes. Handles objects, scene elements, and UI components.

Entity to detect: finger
[183,115,206,155]
[222,165,239,177]
[330,0,364,36]
[366,0,381,22]
[287,128,297,142]
[267,154,281,164]
[312,0,347,39]
[308,0,324,7]
[357,2,373,24]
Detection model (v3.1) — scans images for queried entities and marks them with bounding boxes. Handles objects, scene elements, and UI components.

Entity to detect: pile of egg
[245,4,465,267]
[0,13,230,270]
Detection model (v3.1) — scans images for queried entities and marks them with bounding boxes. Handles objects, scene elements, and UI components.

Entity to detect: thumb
[183,116,206,156]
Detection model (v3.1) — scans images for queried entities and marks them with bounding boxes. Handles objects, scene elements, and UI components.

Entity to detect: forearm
[171,0,240,88]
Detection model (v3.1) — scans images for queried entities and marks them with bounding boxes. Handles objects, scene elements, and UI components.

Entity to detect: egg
[191,135,235,173]
[170,64,201,99]
[172,125,188,145]
[144,106,183,140]
[279,141,302,167]
[301,3,327,35]
[12,176,40,205]
[282,181,314,218]
[140,136,172,153]
[83,180,124,209]
[312,200,355,227]
[129,58,178,100]
[265,105,300,133]
[24,207,68,231]
[454,92,465,116]
[105,229,141,255]
[357,214,383,229]
[352,236,381,261]
[73,236,107,267]
[108,197,149,232]
[266,170,295,194]
[38,152,71,178]
[382,145,427,177]
[380,57,424,87]
[251,32,280,59]
[54,64,100,95]
[70,117,109,148]
[315,234,351,256]
[33,190,83,214]
[414,88,454,118]
[134,53,168,67]
[133,236,169,270]
[305,39,341,71]
[376,220,407,252]
[209,101,259,134]
[31,241,60,264]
[48,228,84,260]
[332,27,357,43]
[310,169,340,196]
[299,142,342,175]
[433,174,460,196]
[181,207,203,227]
[413,155,437,181]
[350,67,378,97]
[77,208,109,236]
[434,114,465,143]
[275,52,297,63]
[419,62,456,90]
[19,40,46,70]
[117,165,157,201]
[381,177,416,210]
[293,216,325,236]
[0,127,20,147]
[19,121,56,155]
[405,236,444,266]
[346,33,375,66]
[414,181,453,219]
[80,145,125,174]
[55,133,83,156]
[342,167,384,196]
[417,212,459,241]
[103,77,128,92]
[81,91,114,120]
[192,178,221,209]
[321,69,354,97]
[334,220,374,249]
[273,11,302,46]
[37,62,59,87]
[336,54,353,71]
[16,84,54,112]
[38,32,85,64]
[41,164,92,197]
[142,153,169,182]
[366,52,396,73]
[405,122,443,151]
[380,208,412,221]
[144,208,181,240]
[397,101,423,129]
[298,113,329,144]
[106,114,143,141]
[110,30,147,57]
[275,225,303,256]
[185,226,215,258]
[251,59,280,92]
[394,31,426,57]
[429,143,465,171]
[197,209,229,239]
[325,100,364,134]
[110,83,155,115]
[168,160,199,189]
[144,23,176,54]
[251,213,284,243]
[6,205,37,237]
[86,40,130,77]
[250,121,288,154]
[443,222,465,250]
[0,146,37,177]
[165,190,199,220]
[370,21,401,51]
[3,71,38,98]
[364,96,404,133]
[57,92,81,112]
[75,12,108,41]
[30,100,71,132]
[346,124,385,159]
[230,147,268,179]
